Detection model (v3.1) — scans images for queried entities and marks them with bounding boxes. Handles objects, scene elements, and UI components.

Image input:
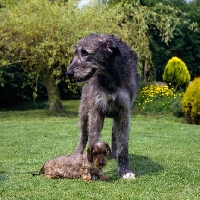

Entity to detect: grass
[0,100,200,199]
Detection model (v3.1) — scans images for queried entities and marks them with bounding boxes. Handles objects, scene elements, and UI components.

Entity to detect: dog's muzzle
[66,69,74,78]
[66,68,96,82]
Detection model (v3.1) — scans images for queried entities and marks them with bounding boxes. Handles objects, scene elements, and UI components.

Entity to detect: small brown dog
[38,141,111,181]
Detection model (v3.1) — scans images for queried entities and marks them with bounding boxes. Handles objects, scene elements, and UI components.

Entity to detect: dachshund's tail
[39,166,44,174]
[32,173,40,176]
[32,166,44,176]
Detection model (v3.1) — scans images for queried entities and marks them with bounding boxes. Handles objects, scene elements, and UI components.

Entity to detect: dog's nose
[66,69,74,78]
[99,158,104,165]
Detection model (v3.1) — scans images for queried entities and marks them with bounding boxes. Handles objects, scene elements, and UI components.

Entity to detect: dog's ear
[105,143,112,159]
[87,145,93,163]
[101,40,120,56]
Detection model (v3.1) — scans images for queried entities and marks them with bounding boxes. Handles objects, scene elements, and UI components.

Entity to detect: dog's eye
[93,152,98,157]
[81,49,89,56]
[103,151,107,156]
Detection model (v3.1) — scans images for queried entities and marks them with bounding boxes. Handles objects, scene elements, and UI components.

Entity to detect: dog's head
[66,34,120,82]
[87,141,112,169]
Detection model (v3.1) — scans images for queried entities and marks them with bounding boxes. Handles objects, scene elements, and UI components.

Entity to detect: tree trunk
[43,68,63,112]
[143,60,148,83]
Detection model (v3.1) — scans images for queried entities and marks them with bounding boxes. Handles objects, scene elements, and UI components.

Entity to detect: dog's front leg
[98,170,109,181]
[88,109,105,145]
[75,114,88,154]
[115,110,135,179]
[80,168,92,182]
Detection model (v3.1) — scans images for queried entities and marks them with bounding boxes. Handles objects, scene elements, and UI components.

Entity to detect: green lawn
[0,100,200,200]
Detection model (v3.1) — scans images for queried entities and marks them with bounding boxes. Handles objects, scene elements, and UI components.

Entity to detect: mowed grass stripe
[0,101,199,199]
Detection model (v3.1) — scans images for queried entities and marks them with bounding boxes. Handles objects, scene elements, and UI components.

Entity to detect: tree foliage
[0,0,198,108]
[0,65,46,106]
[0,0,124,110]
[147,0,200,81]
[111,0,198,80]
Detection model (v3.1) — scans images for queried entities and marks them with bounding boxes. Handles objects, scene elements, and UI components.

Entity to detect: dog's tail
[39,166,44,174]
[32,166,44,176]
[32,173,40,176]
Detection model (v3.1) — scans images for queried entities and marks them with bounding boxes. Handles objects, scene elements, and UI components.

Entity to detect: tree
[110,0,198,82]
[0,0,124,111]
[1,0,197,109]
[0,65,46,106]
[147,0,200,81]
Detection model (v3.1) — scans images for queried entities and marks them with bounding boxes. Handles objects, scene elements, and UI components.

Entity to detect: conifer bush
[182,77,200,124]
[162,56,191,90]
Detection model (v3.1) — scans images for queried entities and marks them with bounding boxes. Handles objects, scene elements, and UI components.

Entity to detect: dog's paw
[99,174,109,181]
[91,174,99,181]
[122,172,135,179]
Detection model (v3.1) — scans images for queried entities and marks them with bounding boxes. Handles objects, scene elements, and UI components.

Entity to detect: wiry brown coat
[39,142,111,181]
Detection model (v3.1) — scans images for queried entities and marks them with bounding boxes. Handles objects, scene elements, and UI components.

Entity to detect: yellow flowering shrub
[182,77,200,124]
[163,56,190,90]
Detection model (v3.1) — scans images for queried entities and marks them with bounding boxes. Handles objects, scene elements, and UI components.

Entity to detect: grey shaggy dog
[67,34,138,179]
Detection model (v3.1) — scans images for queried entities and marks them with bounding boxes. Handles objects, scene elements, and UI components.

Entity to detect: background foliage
[0,0,125,108]
[148,0,200,81]
[182,77,200,124]
[0,65,46,105]
[162,56,191,90]
[0,0,199,111]
[135,83,184,113]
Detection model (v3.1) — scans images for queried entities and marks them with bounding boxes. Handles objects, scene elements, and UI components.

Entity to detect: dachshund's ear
[105,143,112,159]
[87,145,93,162]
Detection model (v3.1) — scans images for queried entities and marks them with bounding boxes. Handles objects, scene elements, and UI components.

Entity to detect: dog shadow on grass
[129,154,164,176]
[106,154,164,180]
[0,155,164,182]
[0,171,6,182]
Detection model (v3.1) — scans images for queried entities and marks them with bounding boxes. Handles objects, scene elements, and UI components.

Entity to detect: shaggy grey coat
[67,34,138,179]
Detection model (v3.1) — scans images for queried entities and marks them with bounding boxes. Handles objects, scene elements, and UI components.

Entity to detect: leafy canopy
[0,0,125,74]
[0,0,197,75]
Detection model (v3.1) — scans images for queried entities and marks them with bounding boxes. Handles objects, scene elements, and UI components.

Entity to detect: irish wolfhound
[66,34,138,179]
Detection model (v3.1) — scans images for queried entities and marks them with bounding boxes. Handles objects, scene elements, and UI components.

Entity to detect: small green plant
[136,84,184,112]
[182,77,200,124]
[162,56,191,90]
[170,96,184,117]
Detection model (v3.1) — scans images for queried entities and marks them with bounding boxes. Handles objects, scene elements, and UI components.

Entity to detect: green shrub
[182,77,200,124]
[162,56,191,90]
[0,65,47,106]
[170,97,184,117]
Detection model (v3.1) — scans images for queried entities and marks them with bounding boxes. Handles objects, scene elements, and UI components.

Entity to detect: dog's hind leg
[111,120,117,159]
[115,111,135,179]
